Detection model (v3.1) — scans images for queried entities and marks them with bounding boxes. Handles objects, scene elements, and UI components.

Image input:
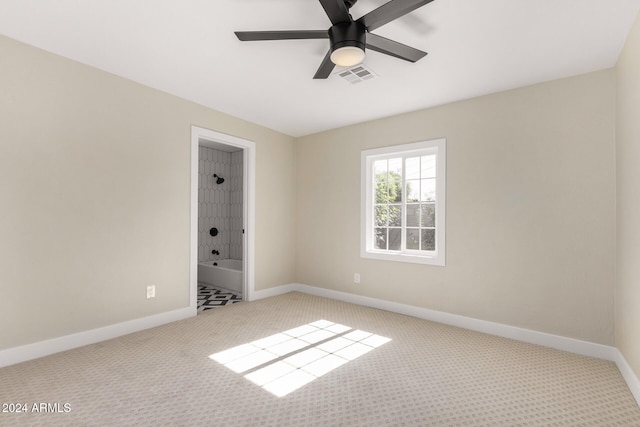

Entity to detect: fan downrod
[344,0,358,9]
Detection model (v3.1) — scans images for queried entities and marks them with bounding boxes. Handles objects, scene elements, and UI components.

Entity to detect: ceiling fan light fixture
[328,21,366,67]
[330,45,366,67]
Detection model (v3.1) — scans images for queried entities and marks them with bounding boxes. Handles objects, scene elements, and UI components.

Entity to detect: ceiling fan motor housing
[329,21,366,52]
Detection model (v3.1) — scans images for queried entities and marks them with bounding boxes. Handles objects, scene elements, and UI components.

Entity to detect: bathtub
[198,259,243,294]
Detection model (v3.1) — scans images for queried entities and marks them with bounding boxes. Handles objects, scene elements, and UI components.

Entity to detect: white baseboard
[613,348,640,405]
[0,283,293,369]
[250,283,298,301]
[283,283,640,408]
[289,284,617,360]
[0,307,195,369]
[2,282,639,409]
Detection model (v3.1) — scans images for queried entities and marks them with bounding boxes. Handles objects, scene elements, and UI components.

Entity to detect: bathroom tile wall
[230,150,243,260]
[198,146,243,263]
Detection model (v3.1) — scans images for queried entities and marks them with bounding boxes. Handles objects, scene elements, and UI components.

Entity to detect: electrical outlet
[147,285,156,299]
[354,273,361,284]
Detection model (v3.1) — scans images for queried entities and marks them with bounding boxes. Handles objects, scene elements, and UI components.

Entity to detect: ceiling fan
[235,0,434,79]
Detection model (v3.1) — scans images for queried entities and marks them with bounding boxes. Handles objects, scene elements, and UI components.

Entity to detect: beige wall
[616,12,640,380]
[0,35,296,351]
[296,70,616,345]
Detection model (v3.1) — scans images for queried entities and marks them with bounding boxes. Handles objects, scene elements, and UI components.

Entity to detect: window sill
[361,250,445,266]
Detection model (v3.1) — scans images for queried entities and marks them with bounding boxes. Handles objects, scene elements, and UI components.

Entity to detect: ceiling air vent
[336,64,377,84]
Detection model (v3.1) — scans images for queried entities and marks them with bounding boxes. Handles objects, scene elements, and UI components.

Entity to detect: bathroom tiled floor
[197,283,242,313]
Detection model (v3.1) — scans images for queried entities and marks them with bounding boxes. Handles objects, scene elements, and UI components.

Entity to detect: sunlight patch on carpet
[209,319,391,397]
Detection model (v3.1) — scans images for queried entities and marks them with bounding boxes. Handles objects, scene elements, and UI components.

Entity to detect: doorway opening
[190,126,256,314]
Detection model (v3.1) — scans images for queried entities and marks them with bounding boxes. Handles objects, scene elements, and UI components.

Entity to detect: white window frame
[361,138,446,266]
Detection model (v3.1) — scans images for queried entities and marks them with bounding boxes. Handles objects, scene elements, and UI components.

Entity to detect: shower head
[213,174,225,185]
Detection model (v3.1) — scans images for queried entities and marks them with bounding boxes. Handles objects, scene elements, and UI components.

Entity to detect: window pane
[388,228,401,250]
[421,229,435,251]
[406,228,420,250]
[374,205,387,227]
[389,178,402,203]
[374,228,387,250]
[374,160,387,181]
[421,155,436,178]
[375,182,388,204]
[388,158,402,202]
[421,178,436,202]
[388,205,402,227]
[406,180,420,202]
[421,204,435,227]
[388,157,402,179]
[406,204,420,227]
[406,157,420,179]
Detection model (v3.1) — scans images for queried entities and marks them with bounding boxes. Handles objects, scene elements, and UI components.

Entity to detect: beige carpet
[1,292,639,426]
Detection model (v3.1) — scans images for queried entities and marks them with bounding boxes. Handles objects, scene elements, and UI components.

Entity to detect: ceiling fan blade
[357,0,434,32]
[318,0,352,25]
[235,30,328,41]
[313,50,336,79]
[366,33,427,62]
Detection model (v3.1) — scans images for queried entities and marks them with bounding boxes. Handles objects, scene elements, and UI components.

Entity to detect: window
[361,138,446,266]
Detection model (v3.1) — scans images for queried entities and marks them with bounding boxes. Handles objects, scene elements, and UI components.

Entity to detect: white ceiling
[1,0,639,137]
